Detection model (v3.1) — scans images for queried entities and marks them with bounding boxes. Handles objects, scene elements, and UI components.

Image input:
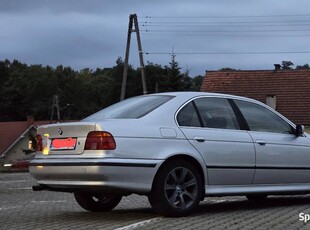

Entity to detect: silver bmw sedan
[29,92,310,217]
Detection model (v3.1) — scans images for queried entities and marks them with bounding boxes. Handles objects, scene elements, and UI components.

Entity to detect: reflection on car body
[30,92,310,216]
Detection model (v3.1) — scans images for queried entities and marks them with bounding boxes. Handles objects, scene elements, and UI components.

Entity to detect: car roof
[148,91,252,102]
[149,91,230,97]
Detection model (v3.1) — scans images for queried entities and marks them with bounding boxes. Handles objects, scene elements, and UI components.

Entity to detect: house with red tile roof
[0,117,78,171]
[0,117,51,170]
[201,65,310,126]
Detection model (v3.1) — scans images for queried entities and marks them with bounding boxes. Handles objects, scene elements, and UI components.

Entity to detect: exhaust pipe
[32,185,47,191]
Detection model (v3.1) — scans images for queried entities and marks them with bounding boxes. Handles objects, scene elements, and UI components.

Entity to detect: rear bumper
[29,157,162,194]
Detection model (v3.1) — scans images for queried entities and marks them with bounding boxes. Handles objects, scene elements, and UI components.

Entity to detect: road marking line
[0,173,29,176]
[0,180,27,183]
[31,200,67,203]
[114,217,162,230]
[0,205,23,211]
[9,187,32,190]
[212,199,227,203]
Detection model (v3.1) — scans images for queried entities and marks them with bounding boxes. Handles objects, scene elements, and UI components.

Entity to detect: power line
[142,20,310,25]
[139,14,310,63]
[141,32,310,37]
[141,17,310,38]
[141,23,310,27]
[145,51,310,55]
[141,23,310,28]
[142,14,310,19]
[140,28,310,33]
[142,29,310,32]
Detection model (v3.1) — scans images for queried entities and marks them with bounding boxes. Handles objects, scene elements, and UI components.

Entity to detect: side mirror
[295,124,304,136]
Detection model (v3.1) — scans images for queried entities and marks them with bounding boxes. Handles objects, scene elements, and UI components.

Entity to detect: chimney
[27,116,34,126]
[274,64,281,71]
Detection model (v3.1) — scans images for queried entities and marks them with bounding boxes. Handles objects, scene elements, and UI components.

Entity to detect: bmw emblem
[58,128,63,135]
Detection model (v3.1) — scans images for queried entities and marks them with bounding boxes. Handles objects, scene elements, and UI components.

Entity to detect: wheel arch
[152,154,206,199]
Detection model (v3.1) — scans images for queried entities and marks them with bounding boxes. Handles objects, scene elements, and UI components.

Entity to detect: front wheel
[148,159,203,217]
[74,192,122,212]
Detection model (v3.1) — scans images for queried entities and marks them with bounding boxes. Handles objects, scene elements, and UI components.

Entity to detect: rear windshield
[83,95,174,120]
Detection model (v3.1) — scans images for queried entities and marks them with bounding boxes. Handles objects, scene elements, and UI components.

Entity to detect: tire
[148,159,203,217]
[74,192,122,212]
[246,194,268,202]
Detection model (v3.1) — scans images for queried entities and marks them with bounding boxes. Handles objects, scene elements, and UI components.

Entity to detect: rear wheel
[148,159,203,217]
[74,192,122,212]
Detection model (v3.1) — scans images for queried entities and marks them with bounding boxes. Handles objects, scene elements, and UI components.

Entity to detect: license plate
[50,138,77,150]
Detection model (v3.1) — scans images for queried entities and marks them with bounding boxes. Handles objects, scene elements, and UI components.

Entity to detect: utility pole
[50,95,61,123]
[120,14,147,101]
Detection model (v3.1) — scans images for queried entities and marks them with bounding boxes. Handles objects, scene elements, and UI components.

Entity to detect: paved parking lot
[1,172,310,229]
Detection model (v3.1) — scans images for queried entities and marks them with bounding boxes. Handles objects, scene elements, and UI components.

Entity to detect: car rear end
[29,121,161,194]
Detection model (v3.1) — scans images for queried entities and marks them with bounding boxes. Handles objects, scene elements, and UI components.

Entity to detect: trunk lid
[37,122,98,155]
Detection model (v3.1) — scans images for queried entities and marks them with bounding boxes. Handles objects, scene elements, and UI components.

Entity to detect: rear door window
[177,97,240,130]
[194,97,240,130]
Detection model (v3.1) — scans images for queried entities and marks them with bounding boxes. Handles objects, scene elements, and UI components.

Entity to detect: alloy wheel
[164,167,198,209]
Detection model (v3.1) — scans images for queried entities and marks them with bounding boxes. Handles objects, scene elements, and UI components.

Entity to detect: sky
[1,0,310,76]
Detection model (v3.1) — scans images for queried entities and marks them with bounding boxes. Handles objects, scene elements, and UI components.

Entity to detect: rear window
[83,95,174,120]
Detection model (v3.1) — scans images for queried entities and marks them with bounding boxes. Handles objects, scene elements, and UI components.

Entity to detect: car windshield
[83,95,174,120]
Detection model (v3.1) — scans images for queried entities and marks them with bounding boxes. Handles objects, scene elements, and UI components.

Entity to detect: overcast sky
[1,0,310,76]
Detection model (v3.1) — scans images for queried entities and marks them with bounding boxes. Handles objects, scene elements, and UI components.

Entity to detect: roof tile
[201,69,310,125]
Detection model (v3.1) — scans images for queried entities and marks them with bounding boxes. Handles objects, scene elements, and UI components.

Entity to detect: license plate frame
[50,138,77,150]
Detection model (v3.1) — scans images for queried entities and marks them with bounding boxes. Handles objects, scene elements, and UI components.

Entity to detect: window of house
[28,140,33,150]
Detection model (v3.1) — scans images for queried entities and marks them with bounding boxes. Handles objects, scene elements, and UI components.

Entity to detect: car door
[177,97,256,185]
[234,99,310,184]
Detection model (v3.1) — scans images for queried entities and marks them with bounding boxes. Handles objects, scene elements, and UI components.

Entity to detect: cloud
[1,0,310,76]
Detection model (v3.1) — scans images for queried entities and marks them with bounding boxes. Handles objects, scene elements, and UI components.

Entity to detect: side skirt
[205,184,310,196]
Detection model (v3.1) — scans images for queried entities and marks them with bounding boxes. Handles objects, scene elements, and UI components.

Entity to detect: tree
[191,75,204,91]
[0,57,200,121]
[0,59,10,89]
[219,67,238,71]
[166,54,184,91]
[144,62,168,93]
[281,61,294,70]
[296,63,310,69]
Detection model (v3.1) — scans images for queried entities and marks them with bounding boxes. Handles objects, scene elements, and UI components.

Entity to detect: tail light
[84,131,116,150]
[35,134,43,151]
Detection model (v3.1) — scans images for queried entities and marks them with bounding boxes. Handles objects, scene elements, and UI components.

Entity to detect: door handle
[256,140,266,145]
[194,137,205,142]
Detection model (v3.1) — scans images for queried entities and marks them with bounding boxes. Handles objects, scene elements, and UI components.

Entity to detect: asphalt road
[1,172,310,230]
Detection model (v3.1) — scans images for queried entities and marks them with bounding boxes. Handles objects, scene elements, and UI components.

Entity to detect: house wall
[3,129,36,164]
